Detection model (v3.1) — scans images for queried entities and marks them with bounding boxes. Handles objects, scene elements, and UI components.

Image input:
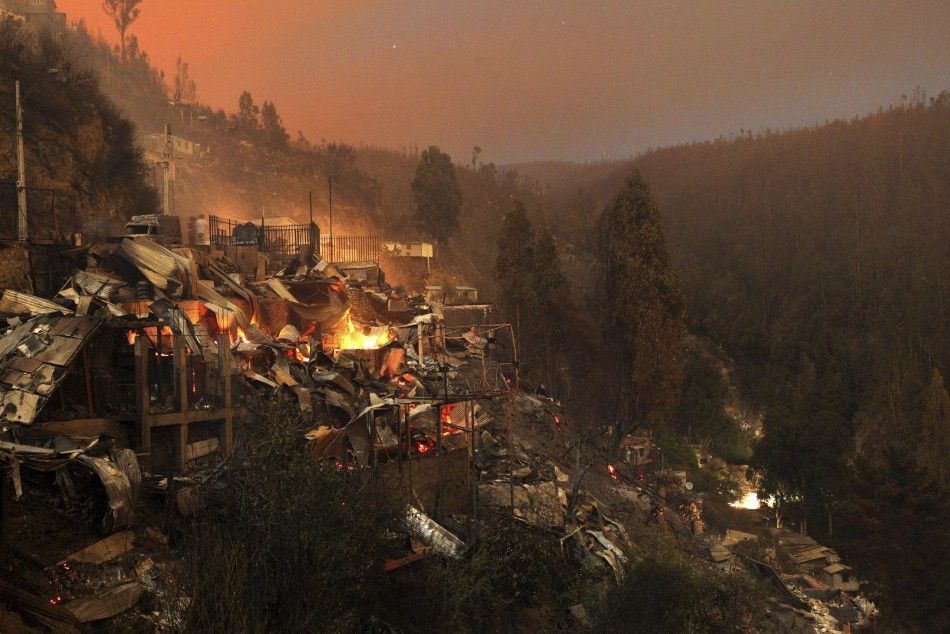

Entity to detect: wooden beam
[34,418,120,438]
[218,334,233,456]
[133,334,150,454]
[140,406,245,428]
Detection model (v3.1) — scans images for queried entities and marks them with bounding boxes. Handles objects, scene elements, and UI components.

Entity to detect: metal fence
[319,235,381,263]
[207,215,381,267]
[209,214,318,271]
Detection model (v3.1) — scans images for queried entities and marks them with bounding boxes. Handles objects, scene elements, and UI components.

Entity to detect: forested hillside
[533,95,950,629]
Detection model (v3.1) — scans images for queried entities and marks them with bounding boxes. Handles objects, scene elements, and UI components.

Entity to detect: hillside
[530,95,950,629]
[0,18,158,240]
[10,14,947,628]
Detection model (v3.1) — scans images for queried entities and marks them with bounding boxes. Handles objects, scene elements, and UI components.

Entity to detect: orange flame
[607,464,619,481]
[231,326,250,345]
[126,327,173,348]
[294,342,311,363]
[337,315,394,350]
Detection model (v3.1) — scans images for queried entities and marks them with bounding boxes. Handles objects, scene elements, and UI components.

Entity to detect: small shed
[822,563,859,592]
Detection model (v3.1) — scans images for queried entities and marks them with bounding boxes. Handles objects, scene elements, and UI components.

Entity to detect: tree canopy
[411,146,462,242]
[101,0,143,60]
[594,170,685,438]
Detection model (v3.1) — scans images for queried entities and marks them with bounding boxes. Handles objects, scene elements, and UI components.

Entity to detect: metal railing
[209,214,318,271]
[207,215,381,267]
[319,235,381,263]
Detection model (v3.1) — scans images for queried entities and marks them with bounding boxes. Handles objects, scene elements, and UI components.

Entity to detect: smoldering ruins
[0,216,519,620]
[0,214,879,632]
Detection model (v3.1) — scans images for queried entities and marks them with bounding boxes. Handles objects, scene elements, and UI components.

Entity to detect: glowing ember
[294,341,311,363]
[126,326,174,348]
[414,440,431,454]
[336,314,394,350]
[607,464,619,480]
[730,491,760,509]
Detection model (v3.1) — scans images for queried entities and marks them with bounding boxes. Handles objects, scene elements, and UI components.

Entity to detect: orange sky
[58,1,949,162]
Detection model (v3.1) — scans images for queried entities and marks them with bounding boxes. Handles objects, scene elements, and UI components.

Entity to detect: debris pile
[0,232,532,626]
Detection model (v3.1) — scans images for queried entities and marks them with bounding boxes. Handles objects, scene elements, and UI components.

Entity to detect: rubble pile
[0,234,533,627]
[0,233,882,631]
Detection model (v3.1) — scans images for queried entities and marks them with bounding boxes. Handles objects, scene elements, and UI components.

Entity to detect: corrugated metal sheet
[0,290,71,316]
[73,270,126,299]
[117,238,191,297]
[0,315,103,425]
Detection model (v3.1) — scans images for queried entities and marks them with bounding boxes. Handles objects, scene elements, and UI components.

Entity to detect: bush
[181,401,399,632]
[384,512,589,632]
[594,531,764,633]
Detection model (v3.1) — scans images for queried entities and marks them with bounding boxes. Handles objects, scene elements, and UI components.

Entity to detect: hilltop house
[0,0,66,29]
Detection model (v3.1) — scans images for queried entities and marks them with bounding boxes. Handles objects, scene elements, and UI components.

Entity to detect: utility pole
[162,124,172,214]
[15,80,27,242]
[308,189,316,265]
[328,176,333,263]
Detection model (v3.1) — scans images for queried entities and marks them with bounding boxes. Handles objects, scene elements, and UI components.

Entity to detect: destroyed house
[0,0,66,28]
[0,223,660,622]
[0,227,523,541]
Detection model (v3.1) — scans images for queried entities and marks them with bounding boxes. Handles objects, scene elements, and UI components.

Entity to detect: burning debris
[0,224,839,631]
[0,227,530,627]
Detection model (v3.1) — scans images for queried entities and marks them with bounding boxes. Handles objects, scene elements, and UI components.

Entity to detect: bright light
[336,314,394,350]
[730,491,760,509]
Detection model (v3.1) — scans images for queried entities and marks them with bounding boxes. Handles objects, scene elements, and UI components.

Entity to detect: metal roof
[0,314,102,424]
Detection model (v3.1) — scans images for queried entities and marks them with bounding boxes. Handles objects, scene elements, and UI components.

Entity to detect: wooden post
[471,399,479,531]
[134,334,150,453]
[417,322,424,361]
[82,346,95,418]
[405,405,413,505]
[369,410,378,474]
[218,334,233,457]
[174,335,188,413]
[0,468,7,557]
[510,323,520,391]
[174,335,189,473]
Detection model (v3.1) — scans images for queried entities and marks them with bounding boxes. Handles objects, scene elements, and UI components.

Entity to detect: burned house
[0,0,66,29]
[0,224,524,541]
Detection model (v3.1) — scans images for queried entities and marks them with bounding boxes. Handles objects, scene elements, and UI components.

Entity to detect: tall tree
[594,170,685,442]
[237,90,259,132]
[918,368,950,487]
[261,101,289,148]
[494,200,535,325]
[411,146,462,242]
[173,55,197,103]
[532,228,576,395]
[102,0,143,61]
